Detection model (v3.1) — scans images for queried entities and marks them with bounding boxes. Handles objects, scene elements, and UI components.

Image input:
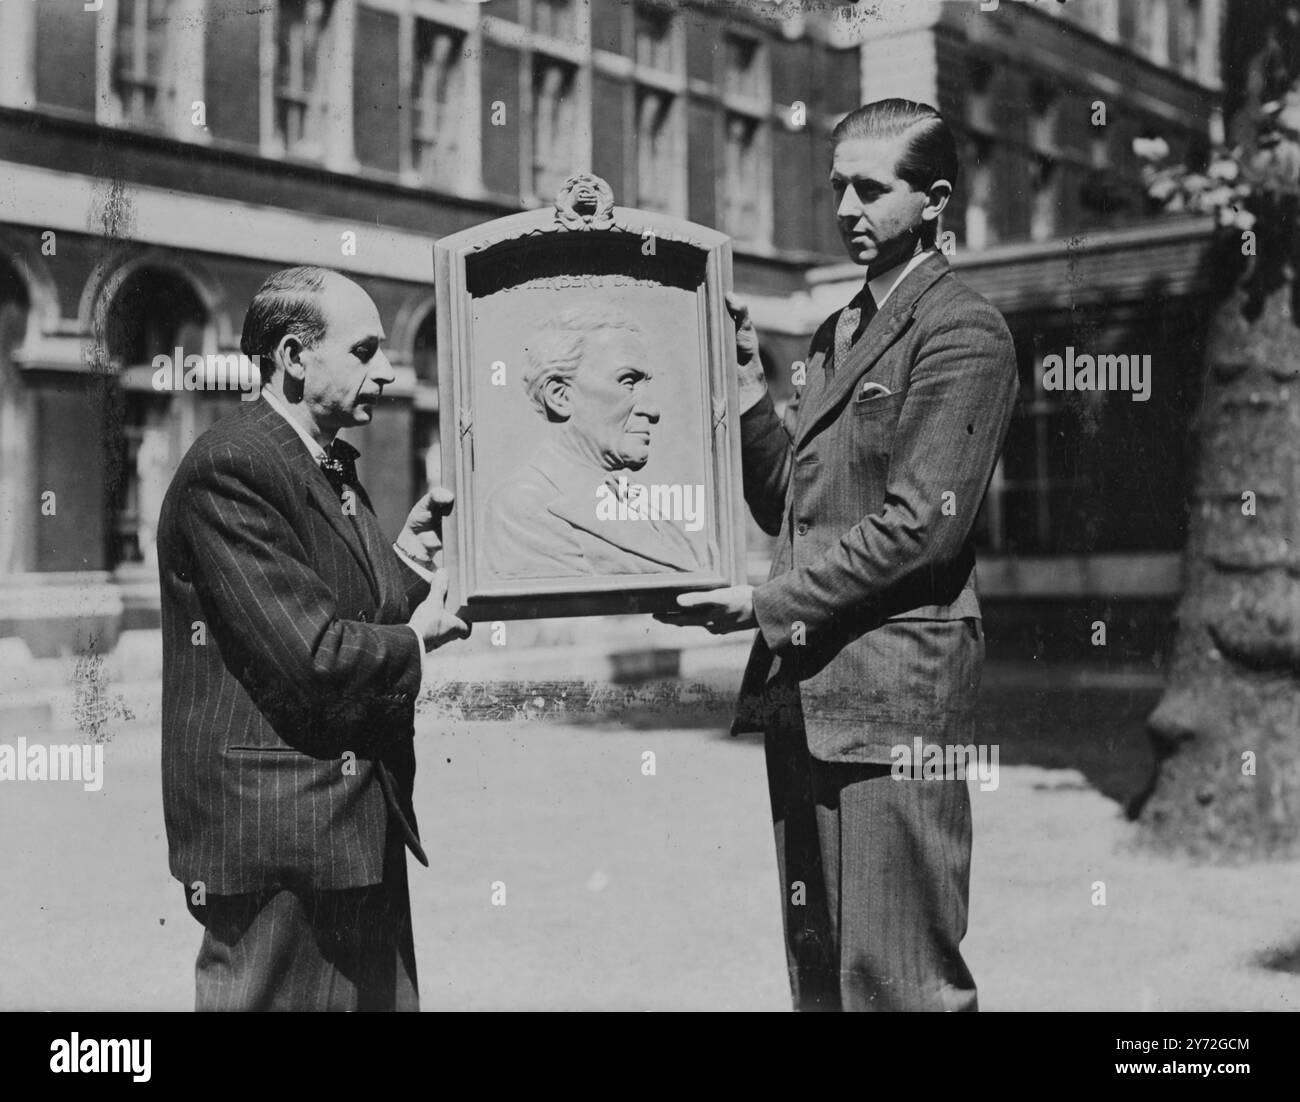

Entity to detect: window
[1181,0,1208,82]
[103,268,208,569]
[634,3,675,72]
[720,33,767,243]
[1094,0,1121,41]
[724,34,763,102]
[1066,0,1121,41]
[411,21,467,189]
[967,60,994,134]
[275,0,334,157]
[114,0,171,127]
[965,139,995,250]
[989,345,1093,555]
[722,113,764,242]
[532,0,576,41]
[531,57,578,200]
[1137,0,1171,66]
[635,87,678,214]
[1030,156,1058,242]
[1029,81,1057,152]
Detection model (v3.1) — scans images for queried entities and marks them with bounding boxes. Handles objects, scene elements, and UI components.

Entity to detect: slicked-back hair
[521,306,645,420]
[831,99,958,245]
[240,266,336,382]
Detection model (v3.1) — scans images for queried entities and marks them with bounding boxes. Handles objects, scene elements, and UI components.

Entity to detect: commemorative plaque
[433,172,746,620]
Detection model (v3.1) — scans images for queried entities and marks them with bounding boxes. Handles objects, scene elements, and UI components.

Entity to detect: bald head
[242,266,362,383]
[248,266,393,439]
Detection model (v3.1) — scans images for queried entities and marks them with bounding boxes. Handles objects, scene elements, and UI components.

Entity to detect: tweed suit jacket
[158,398,430,895]
[736,252,1019,763]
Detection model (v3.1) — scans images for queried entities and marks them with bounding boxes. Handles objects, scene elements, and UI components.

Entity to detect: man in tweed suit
[157,266,469,1011]
[660,100,1019,1010]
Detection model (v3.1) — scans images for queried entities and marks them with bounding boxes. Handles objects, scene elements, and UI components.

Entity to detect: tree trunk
[1136,0,1300,858]
[1139,274,1300,858]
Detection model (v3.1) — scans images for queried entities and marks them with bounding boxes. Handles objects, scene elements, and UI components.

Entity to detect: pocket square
[856,381,893,401]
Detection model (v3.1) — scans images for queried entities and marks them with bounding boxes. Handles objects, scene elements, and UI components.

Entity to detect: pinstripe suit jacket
[737,252,1019,763]
[158,398,429,895]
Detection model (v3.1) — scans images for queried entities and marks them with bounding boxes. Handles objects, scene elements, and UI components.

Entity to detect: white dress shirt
[866,246,935,311]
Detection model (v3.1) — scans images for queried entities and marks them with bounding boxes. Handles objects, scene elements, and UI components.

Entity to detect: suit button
[795,522,809,536]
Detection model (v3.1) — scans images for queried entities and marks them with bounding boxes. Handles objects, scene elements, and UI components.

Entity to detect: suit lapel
[797,254,950,450]
[246,401,379,599]
[303,464,381,599]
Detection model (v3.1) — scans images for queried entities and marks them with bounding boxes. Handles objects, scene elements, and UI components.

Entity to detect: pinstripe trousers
[765,697,978,1013]
[187,825,418,1012]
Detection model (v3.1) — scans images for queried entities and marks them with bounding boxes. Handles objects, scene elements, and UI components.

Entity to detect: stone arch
[87,256,223,570]
[0,229,61,356]
[391,294,438,380]
[80,249,225,362]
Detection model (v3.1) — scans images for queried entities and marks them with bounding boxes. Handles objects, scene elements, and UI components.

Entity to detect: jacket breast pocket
[851,390,906,420]
[848,389,906,498]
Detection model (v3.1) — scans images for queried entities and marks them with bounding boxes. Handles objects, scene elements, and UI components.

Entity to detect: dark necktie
[319,438,388,576]
[829,285,878,380]
[318,438,360,498]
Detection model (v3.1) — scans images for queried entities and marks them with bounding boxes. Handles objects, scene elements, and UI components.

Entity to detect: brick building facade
[0,0,1226,664]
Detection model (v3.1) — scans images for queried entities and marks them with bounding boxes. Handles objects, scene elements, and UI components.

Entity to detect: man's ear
[274,334,305,384]
[922,178,953,226]
[541,376,571,421]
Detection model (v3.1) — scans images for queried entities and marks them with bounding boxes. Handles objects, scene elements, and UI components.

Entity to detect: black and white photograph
[0,0,1291,1065]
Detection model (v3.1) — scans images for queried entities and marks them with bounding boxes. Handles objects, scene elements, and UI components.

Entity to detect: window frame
[403,16,473,191]
[718,31,772,247]
[520,0,592,207]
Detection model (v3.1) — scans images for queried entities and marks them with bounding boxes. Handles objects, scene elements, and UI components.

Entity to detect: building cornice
[0,160,439,284]
[806,216,1218,317]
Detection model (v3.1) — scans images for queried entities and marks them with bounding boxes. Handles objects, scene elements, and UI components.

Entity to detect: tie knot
[326,439,360,465]
[319,439,359,493]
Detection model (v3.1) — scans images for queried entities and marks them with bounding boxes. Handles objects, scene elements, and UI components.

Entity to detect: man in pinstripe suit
[659,100,1019,1010]
[157,267,469,1011]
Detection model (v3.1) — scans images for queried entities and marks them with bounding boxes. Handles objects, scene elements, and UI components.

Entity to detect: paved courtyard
[2,674,1299,1011]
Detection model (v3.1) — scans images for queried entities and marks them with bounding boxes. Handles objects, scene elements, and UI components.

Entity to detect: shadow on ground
[478,665,1163,811]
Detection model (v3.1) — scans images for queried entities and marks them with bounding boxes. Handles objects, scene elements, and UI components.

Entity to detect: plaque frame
[433,173,747,621]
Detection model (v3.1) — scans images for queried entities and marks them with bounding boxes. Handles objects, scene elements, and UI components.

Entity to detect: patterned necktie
[829,285,878,380]
[318,438,360,497]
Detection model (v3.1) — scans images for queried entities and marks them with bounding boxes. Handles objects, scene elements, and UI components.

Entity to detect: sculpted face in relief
[481,306,705,578]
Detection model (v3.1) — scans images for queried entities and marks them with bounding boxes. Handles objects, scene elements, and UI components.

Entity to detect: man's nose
[635,394,661,422]
[370,349,396,384]
[837,185,863,221]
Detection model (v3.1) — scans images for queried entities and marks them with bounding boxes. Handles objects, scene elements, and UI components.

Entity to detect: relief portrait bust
[482,306,706,579]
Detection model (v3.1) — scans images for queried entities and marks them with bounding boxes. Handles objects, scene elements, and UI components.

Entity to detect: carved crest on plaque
[554,173,616,231]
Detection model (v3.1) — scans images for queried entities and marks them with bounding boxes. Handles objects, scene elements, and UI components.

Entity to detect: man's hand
[395,486,454,568]
[654,584,757,634]
[408,568,471,651]
[725,292,768,415]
